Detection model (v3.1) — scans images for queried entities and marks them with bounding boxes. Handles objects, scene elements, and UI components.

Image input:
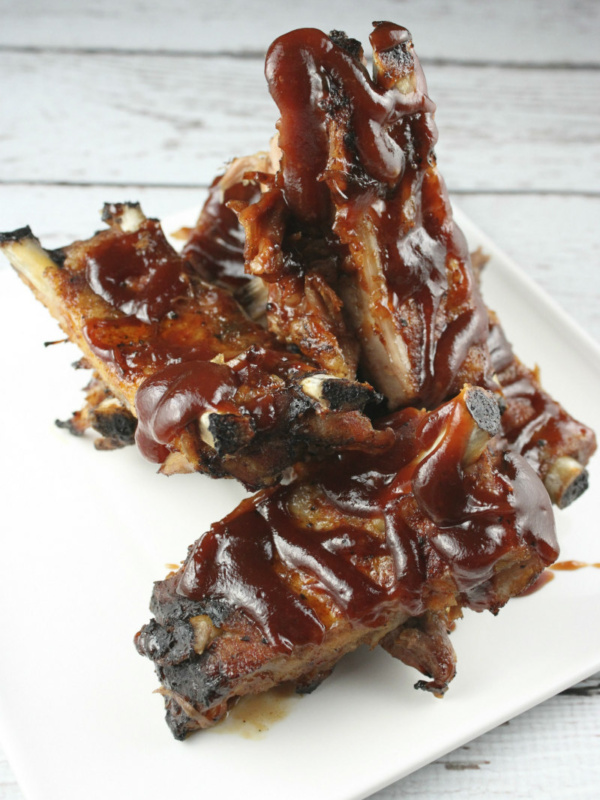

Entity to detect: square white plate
[0,206,599,800]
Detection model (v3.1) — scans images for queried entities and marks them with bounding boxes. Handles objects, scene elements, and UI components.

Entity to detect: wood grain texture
[373,673,600,799]
[2,52,599,191]
[456,194,600,343]
[1,0,599,65]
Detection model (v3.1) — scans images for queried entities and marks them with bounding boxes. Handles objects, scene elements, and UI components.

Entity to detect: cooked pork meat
[135,386,558,738]
[182,21,595,506]
[182,149,278,295]
[0,205,391,489]
[229,23,495,406]
[2,18,594,747]
[487,312,596,507]
[55,371,137,451]
[470,250,596,507]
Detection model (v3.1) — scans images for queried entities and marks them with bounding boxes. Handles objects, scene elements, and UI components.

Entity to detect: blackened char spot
[319,379,373,411]
[0,226,33,244]
[134,618,195,666]
[206,412,254,456]
[159,657,226,710]
[47,247,67,267]
[150,577,233,629]
[91,407,137,444]
[329,30,363,61]
[558,468,589,509]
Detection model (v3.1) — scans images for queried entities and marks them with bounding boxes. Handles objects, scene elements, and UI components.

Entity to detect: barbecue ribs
[0,204,391,489]
[2,17,594,746]
[135,386,558,738]
[225,23,495,406]
[182,26,596,506]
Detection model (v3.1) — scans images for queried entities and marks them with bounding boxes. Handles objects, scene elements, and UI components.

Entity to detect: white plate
[0,207,599,800]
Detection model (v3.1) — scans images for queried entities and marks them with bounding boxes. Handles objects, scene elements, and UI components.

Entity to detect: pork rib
[135,386,558,738]
[487,311,596,507]
[0,205,391,489]
[231,23,494,407]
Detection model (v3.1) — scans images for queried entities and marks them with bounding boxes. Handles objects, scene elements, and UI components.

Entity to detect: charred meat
[229,23,494,406]
[135,387,558,738]
[487,312,596,507]
[0,205,391,489]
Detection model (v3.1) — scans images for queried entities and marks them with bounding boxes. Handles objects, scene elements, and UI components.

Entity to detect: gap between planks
[2,44,600,71]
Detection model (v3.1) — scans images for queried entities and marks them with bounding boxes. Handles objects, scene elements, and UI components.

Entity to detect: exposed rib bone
[544,456,589,509]
[235,276,268,323]
[463,386,502,468]
[300,373,376,411]
[338,220,415,408]
[102,202,145,233]
[198,410,255,456]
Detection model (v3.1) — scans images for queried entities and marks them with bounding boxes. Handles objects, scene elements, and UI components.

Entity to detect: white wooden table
[1,1,599,797]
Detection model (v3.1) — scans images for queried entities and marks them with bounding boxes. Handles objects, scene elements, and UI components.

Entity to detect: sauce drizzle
[178,392,558,651]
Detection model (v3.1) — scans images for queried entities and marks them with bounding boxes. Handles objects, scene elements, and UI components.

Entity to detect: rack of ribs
[1,18,595,744]
[182,25,596,507]
[135,387,558,739]
[132,21,594,739]
[224,22,495,405]
[0,204,391,490]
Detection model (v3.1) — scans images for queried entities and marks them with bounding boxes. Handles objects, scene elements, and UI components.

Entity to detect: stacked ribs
[1,21,595,739]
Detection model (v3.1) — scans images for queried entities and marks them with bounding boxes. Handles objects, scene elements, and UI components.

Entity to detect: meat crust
[135,388,558,738]
[0,205,391,489]
[229,24,495,407]
[487,311,596,506]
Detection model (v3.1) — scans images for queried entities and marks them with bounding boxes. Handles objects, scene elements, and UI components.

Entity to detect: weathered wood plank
[456,194,600,343]
[2,52,599,192]
[1,0,599,65]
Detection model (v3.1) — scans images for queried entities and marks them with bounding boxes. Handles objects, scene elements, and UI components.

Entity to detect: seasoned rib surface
[487,311,596,507]
[230,23,495,406]
[0,205,390,489]
[135,387,558,738]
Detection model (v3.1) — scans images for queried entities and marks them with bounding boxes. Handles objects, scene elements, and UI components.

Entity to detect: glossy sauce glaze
[82,220,273,380]
[183,173,257,290]
[178,392,558,652]
[85,225,192,323]
[134,346,311,462]
[77,219,333,463]
[263,22,492,407]
[488,318,596,474]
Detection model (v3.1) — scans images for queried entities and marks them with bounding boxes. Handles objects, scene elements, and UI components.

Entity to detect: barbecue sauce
[85,225,192,323]
[488,318,596,473]
[134,346,312,462]
[263,22,491,407]
[183,173,258,290]
[178,392,558,652]
[82,220,276,380]
[78,220,335,462]
[135,360,241,462]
